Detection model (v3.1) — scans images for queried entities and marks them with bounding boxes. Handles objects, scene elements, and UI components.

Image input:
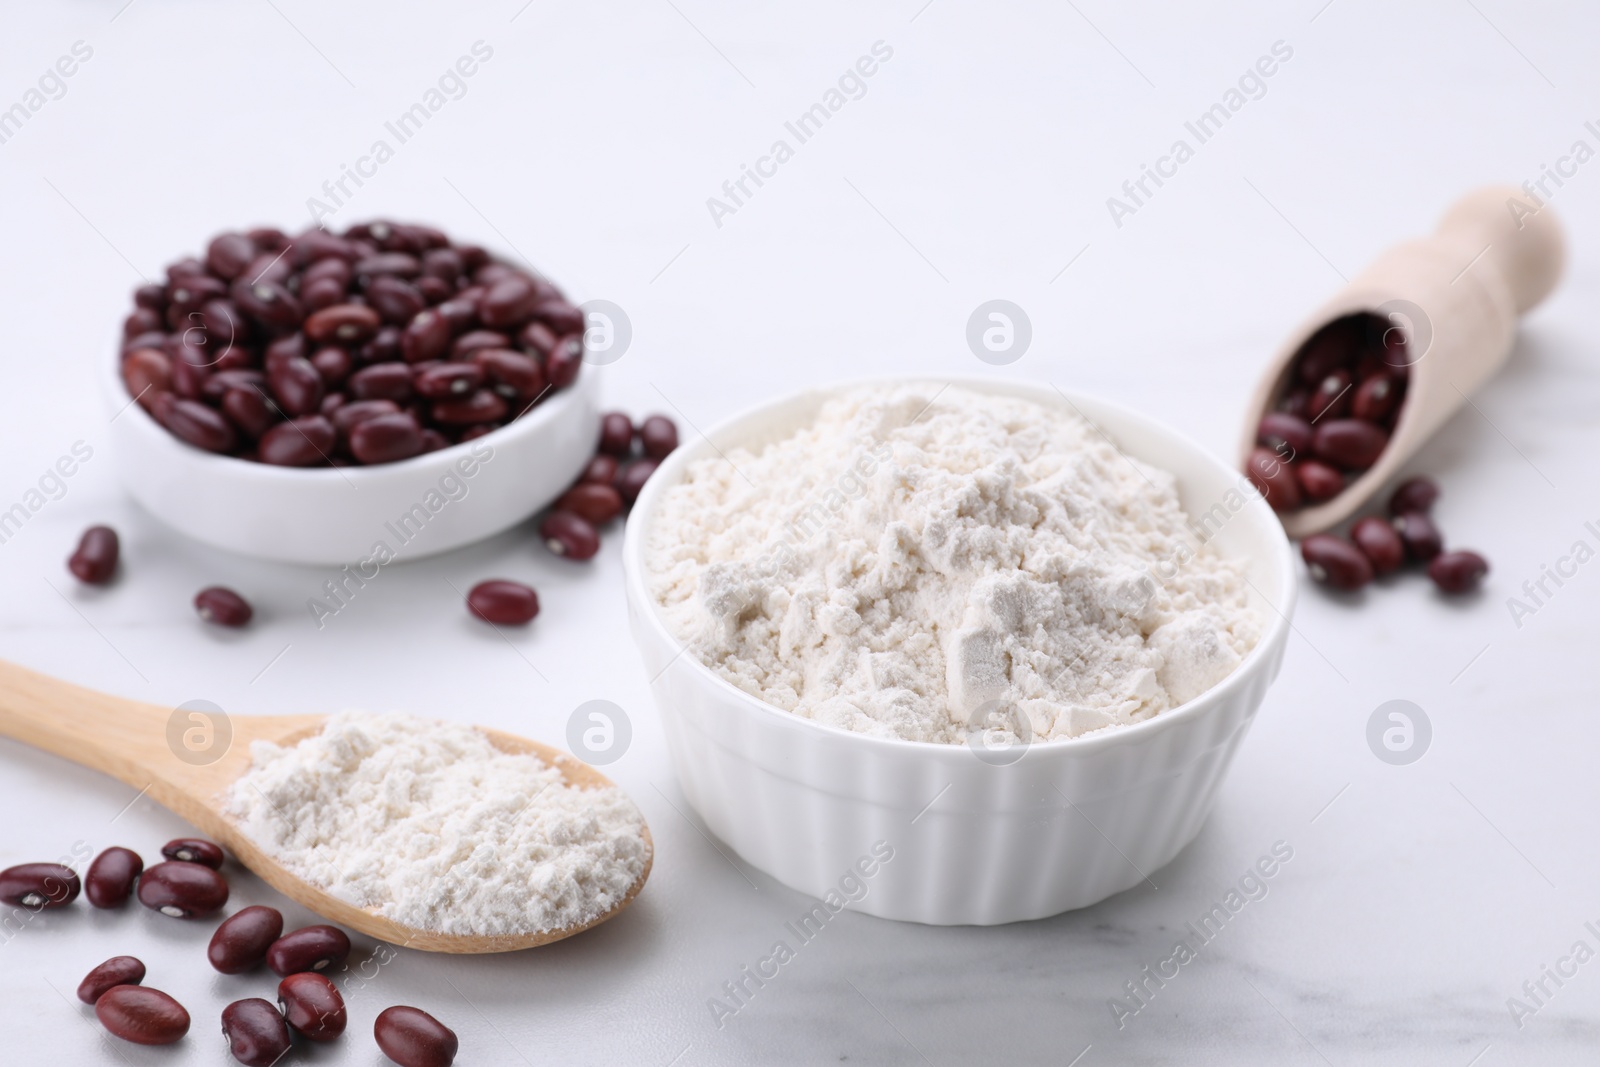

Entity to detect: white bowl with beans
[105,353,598,565]
[622,378,1297,925]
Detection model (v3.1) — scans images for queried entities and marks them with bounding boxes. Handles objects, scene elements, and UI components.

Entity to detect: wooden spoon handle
[0,659,171,793]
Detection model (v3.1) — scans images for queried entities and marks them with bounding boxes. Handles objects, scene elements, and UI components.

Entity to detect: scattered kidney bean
[616,458,659,504]
[137,860,229,917]
[222,997,293,1066]
[350,412,426,465]
[1244,447,1301,512]
[639,415,679,459]
[278,972,347,1041]
[85,847,143,908]
[258,414,336,466]
[95,985,190,1046]
[1301,534,1374,590]
[1351,516,1405,576]
[541,510,600,560]
[267,924,351,976]
[556,483,623,526]
[599,412,634,456]
[68,525,119,585]
[195,586,253,628]
[124,222,584,465]
[1388,476,1439,516]
[78,956,147,1005]
[1393,511,1444,562]
[161,837,224,869]
[581,454,619,485]
[1429,550,1489,594]
[375,1005,459,1067]
[0,862,80,908]
[209,905,285,974]
[467,580,540,625]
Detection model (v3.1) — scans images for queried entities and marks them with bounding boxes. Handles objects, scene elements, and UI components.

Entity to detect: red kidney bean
[122,347,172,405]
[640,415,678,459]
[374,1005,459,1067]
[414,363,483,399]
[546,335,583,388]
[402,307,453,363]
[356,252,421,279]
[1350,516,1404,576]
[85,847,143,908]
[202,368,268,403]
[432,388,507,425]
[168,274,227,318]
[1295,318,1362,385]
[359,324,403,364]
[249,227,289,250]
[473,349,543,401]
[124,306,164,338]
[303,255,352,288]
[301,275,347,312]
[169,356,210,400]
[209,905,284,974]
[0,863,80,908]
[1312,419,1388,472]
[232,280,303,334]
[320,392,347,417]
[267,924,351,976]
[1244,447,1301,512]
[78,956,146,1004]
[259,414,336,466]
[436,296,479,333]
[422,247,463,281]
[222,997,293,1066]
[1388,476,1439,516]
[556,483,623,525]
[311,345,353,386]
[467,580,540,625]
[458,244,489,271]
[1430,549,1489,594]
[137,859,229,916]
[278,972,347,1041]
[1351,372,1402,423]
[333,398,402,438]
[161,837,224,869]
[223,387,280,439]
[294,228,356,265]
[242,250,294,287]
[420,428,450,452]
[1301,534,1373,590]
[451,329,510,361]
[367,275,426,324]
[198,299,250,350]
[1394,511,1443,562]
[304,302,381,345]
[349,362,415,402]
[541,510,600,560]
[519,319,557,355]
[268,354,325,415]
[1308,370,1352,421]
[95,985,190,1046]
[479,275,540,329]
[263,331,307,370]
[534,299,584,335]
[1256,412,1312,458]
[155,393,238,453]
[68,525,119,585]
[582,454,619,485]
[416,275,453,303]
[134,283,168,310]
[194,587,253,629]
[350,412,426,464]
[599,412,634,456]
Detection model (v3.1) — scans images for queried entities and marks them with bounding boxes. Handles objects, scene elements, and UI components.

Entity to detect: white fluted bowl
[622,378,1296,925]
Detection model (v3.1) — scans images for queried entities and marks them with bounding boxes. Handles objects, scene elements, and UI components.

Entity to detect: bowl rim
[104,346,596,483]
[622,375,1298,759]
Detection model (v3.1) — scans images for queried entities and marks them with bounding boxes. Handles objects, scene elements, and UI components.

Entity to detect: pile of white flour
[647,385,1262,743]
[227,711,649,937]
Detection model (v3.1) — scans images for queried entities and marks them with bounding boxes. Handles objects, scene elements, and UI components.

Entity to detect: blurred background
[1,1,1596,1063]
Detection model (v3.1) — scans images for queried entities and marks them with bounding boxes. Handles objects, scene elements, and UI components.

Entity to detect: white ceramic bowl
[104,356,599,565]
[623,378,1296,925]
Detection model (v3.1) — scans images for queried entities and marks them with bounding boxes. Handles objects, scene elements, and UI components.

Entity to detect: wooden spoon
[1241,185,1565,539]
[0,658,652,953]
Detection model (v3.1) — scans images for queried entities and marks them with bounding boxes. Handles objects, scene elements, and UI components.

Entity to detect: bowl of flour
[624,380,1295,925]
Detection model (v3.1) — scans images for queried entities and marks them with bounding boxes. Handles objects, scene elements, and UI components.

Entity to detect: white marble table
[1,0,1597,1062]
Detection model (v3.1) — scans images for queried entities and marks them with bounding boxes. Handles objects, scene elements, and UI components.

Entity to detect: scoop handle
[1432,184,1565,314]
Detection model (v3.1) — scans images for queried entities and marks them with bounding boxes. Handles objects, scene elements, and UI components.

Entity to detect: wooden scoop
[1241,185,1565,539]
[0,658,652,953]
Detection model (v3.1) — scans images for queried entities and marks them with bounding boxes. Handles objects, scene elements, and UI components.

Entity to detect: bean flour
[647,385,1262,743]
[227,711,649,937]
